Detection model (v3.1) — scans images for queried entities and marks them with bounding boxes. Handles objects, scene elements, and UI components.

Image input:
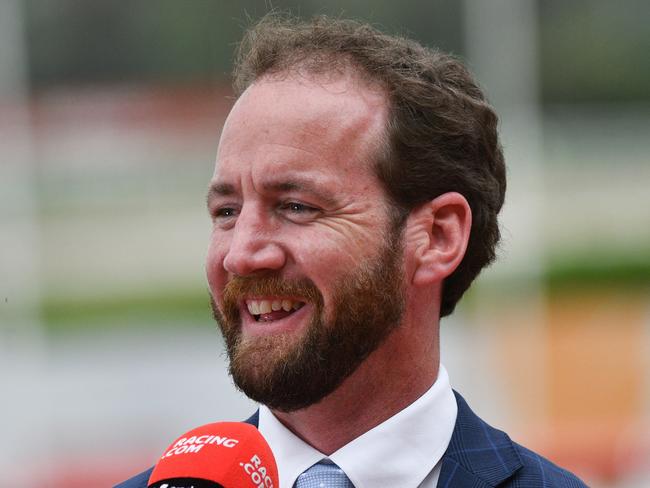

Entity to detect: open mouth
[245,298,306,322]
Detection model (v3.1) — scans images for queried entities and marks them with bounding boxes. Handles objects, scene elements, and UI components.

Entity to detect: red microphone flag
[148,422,278,488]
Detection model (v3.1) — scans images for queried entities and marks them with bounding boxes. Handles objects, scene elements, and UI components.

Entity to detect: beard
[210,231,406,412]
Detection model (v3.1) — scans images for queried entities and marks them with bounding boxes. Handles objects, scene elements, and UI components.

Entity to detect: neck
[271,310,439,454]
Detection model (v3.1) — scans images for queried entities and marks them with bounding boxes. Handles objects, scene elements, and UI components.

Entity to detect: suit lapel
[244,409,260,427]
[436,391,523,487]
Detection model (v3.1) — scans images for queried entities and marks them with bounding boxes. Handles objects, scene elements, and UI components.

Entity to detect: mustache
[220,274,323,319]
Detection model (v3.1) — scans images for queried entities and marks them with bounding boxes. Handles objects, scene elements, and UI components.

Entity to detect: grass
[544,252,650,293]
[39,250,649,332]
[42,287,212,332]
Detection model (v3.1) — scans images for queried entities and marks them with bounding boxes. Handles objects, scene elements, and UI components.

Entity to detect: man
[118,14,587,488]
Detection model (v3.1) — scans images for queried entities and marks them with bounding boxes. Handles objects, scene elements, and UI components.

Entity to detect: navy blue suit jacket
[114,391,587,487]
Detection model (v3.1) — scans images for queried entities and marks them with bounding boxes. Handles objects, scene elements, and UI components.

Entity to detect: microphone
[148,422,278,488]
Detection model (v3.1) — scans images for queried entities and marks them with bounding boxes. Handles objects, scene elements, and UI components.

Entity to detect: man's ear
[405,192,472,287]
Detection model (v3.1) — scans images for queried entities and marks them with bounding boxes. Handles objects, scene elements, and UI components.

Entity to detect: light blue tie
[294,460,355,488]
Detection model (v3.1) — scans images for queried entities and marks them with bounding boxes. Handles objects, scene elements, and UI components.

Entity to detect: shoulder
[441,391,588,487]
[507,441,588,487]
[113,467,152,488]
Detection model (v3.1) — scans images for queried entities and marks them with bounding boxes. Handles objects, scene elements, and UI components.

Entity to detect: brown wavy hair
[232,14,506,317]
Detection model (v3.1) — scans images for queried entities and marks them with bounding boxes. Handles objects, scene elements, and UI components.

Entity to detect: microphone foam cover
[148,422,278,488]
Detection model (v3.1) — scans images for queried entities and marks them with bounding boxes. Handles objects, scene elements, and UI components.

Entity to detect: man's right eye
[214,207,237,218]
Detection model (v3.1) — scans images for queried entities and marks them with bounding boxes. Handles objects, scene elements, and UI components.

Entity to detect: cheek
[295,246,348,305]
[205,238,227,294]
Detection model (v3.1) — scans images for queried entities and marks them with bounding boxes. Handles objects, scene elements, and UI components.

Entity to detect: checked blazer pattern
[114,391,587,487]
[436,392,587,487]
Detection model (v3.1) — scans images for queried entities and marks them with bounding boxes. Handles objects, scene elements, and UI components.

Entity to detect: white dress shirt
[258,364,457,488]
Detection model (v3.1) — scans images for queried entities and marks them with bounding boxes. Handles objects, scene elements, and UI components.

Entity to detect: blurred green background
[1,1,648,487]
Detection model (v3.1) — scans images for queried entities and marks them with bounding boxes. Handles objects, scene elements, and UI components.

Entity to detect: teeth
[246,298,304,316]
[259,300,272,314]
[246,301,260,315]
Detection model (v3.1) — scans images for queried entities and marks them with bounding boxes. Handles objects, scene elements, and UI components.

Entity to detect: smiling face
[206,71,407,411]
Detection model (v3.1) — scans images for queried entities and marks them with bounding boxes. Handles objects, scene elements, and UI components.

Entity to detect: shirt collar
[258,364,457,488]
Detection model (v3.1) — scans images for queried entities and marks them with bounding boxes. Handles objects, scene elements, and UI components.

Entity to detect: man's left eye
[281,202,318,214]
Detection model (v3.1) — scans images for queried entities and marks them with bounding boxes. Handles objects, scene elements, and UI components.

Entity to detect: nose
[221,207,286,276]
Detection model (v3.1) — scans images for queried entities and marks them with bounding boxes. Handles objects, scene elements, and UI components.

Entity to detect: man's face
[206,72,406,411]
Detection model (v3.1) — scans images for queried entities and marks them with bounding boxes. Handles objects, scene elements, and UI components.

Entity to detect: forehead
[214,71,389,184]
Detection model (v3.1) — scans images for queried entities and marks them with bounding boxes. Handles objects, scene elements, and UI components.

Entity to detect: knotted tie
[294,460,355,488]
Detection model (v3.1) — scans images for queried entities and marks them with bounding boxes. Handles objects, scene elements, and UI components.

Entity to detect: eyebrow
[206,182,235,209]
[206,178,338,208]
[261,179,339,207]
[207,181,235,197]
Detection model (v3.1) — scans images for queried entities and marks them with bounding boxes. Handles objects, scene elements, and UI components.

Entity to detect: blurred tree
[539,0,650,103]
[24,0,463,88]
[23,1,650,100]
